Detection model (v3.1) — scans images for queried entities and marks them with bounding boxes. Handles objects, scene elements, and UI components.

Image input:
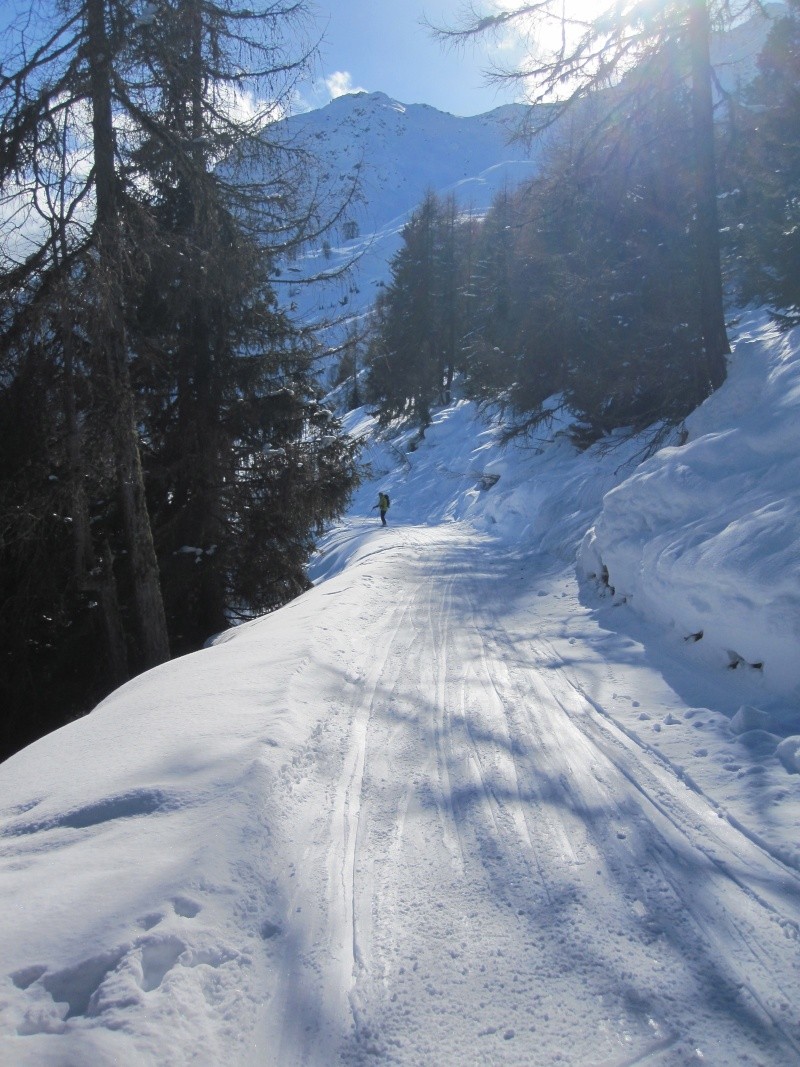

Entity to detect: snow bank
[777,736,800,774]
[580,314,800,708]
[331,395,645,568]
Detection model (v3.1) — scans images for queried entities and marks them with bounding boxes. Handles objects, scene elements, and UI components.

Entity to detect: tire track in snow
[338,533,670,1063]
[267,526,800,1065]
[327,582,425,1042]
[422,568,468,872]
[259,557,425,1067]
[476,573,800,1062]
[568,694,800,1055]
[343,534,661,1061]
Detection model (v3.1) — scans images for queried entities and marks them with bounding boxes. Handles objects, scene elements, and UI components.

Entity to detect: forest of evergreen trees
[0,0,359,759]
[363,2,800,443]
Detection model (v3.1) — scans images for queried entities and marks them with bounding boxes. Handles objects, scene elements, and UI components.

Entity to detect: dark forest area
[0,0,359,760]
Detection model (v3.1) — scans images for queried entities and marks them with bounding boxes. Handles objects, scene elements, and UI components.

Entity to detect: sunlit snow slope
[276,92,541,328]
[1,315,799,1066]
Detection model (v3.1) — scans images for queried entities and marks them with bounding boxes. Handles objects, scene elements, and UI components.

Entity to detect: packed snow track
[252,521,800,1066]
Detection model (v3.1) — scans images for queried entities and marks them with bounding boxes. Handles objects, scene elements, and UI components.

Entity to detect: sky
[304,0,595,116]
[301,0,777,115]
[302,0,514,116]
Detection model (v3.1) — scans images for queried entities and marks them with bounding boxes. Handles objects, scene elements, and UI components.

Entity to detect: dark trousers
[380,510,387,526]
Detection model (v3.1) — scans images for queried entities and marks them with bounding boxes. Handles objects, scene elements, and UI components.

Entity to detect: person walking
[373,492,390,526]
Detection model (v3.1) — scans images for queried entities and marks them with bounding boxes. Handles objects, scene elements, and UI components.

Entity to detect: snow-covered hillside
[276,6,777,335]
[277,92,541,327]
[1,313,799,1066]
[581,314,800,702]
[290,92,534,230]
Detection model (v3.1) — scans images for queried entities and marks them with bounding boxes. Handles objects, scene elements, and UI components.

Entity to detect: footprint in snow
[172,896,201,919]
[137,912,164,931]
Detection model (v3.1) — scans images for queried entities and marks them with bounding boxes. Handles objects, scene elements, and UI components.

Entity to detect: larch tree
[432,0,769,399]
[366,191,465,427]
[1,0,172,670]
[117,0,358,649]
[0,0,359,755]
[722,0,800,321]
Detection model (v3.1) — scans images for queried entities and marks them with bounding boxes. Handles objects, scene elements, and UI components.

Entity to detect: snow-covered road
[3,321,800,1065]
[251,521,800,1066]
[2,517,800,1065]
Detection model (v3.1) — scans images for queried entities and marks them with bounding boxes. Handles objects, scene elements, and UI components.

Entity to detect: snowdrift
[580,312,800,712]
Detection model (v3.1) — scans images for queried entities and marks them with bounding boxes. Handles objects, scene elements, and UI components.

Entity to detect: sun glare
[490,0,606,19]
[562,1,601,22]
[485,0,614,46]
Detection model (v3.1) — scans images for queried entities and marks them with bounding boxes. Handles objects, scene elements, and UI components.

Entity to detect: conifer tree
[119,0,358,648]
[461,187,518,401]
[433,1,769,400]
[458,67,707,441]
[367,191,466,426]
[0,0,358,755]
[368,192,439,425]
[723,1,800,321]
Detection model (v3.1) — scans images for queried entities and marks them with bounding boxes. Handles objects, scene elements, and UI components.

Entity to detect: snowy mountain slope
[275,92,541,327]
[1,315,800,1065]
[276,6,777,334]
[289,92,534,230]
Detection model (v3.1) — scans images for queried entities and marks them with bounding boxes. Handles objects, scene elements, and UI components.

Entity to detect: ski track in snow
[248,521,800,1067]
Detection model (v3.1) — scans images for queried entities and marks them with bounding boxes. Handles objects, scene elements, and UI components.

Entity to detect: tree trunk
[62,311,129,685]
[688,0,730,393]
[86,0,170,668]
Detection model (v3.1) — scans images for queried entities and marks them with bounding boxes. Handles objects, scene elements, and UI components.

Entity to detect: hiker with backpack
[373,492,390,526]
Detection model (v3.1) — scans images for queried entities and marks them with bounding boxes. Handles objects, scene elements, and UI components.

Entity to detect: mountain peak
[328,90,407,114]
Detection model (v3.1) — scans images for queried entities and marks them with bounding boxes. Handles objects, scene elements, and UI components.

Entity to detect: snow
[2,312,800,1065]
[278,92,542,329]
[579,313,800,701]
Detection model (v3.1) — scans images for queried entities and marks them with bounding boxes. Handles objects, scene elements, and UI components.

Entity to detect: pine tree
[366,191,466,426]
[0,0,358,755]
[461,187,519,401]
[458,69,706,442]
[431,1,771,400]
[722,1,800,321]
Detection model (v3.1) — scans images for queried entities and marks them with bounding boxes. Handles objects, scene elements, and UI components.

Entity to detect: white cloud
[214,83,289,128]
[325,70,368,99]
[290,71,369,115]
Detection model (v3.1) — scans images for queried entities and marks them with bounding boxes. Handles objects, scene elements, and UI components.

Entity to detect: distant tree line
[363,2,800,441]
[0,0,359,759]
